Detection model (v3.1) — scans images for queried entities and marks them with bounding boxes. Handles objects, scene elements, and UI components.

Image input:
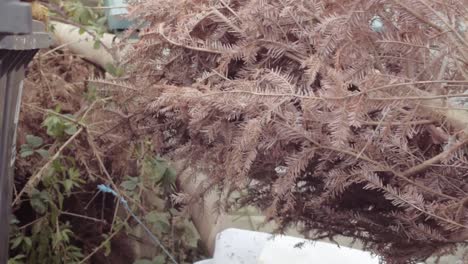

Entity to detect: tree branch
[402,137,468,178]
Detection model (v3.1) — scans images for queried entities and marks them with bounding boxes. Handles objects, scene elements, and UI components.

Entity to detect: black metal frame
[0,12,51,263]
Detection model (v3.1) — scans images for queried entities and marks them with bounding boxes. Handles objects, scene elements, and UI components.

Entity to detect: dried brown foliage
[122,0,468,262]
[16,48,208,263]
[15,50,138,263]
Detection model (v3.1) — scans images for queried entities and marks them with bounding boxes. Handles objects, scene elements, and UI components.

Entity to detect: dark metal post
[0,7,51,262]
[0,0,32,34]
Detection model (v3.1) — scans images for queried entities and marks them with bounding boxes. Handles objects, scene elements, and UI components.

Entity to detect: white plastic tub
[194,228,380,264]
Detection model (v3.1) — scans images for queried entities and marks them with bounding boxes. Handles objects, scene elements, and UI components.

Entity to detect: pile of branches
[16,46,206,262]
[124,0,468,262]
[15,49,139,263]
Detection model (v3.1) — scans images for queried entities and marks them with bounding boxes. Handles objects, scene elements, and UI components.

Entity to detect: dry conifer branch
[286,122,459,201]
[361,120,435,126]
[401,137,468,178]
[370,180,468,230]
[115,0,468,262]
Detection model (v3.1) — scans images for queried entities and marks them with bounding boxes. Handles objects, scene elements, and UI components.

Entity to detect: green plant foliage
[10,215,84,264]
[57,0,108,53]
[10,5,205,260]
[7,254,26,264]
[101,234,112,257]
[144,211,171,235]
[42,112,78,139]
[105,63,125,77]
[11,126,203,263]
[134,255,166,264]
[30,189,50,215]
[93,40,101,49]
[10,128,86,263]
[141,156,177,189]
[62,0,108,35]
[84,84,98,102]
[20,135,49,158]
[119,150,203,262]
[121,176,140,191]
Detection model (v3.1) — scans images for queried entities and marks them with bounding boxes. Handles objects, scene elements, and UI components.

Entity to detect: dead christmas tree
[117,0,468,262]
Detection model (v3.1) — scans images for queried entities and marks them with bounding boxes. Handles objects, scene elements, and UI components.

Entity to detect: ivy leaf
[48,23,56,32]
[105,63,118,76]
[10,236,23,250]
[67,245,84,259]
[145,212,170,234]
[64,125,78,136]
[144,158,167,183]
[26,135,43,148]
[144,211,160,223]
[7,254,26,264]
[133,257,166,264]
[105,63,125,77]
[30,189,49,215]
[50,208,60,225]
[121,179,138,191]
[61,229,72,243]
[30,197,47,215]
[35,149,49,159]
[103,239,111,257]
[153,256,166,264]
[162,167,177,186]
[93,40,101,49]
[62,179,75,193]
[133,260,154,264]
[20,149,34,158]
[23,237,32,248]
[184,225,199,248]
[57,192,65,209]
[146,157,178,187]
[43,115,65,138]
[10,217,20,225]
[39,190,50,202]
[68,167,80,179]
[53,231,62,249]
[96,16,107,27]
[157,224,170,234]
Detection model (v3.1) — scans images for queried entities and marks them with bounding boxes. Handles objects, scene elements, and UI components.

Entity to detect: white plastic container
[194,228,380,264]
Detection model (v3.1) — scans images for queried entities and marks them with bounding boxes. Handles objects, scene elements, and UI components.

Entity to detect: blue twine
[97,184,119,197]
[97,184,178,264]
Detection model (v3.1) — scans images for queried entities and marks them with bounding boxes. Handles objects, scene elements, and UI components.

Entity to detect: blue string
[97,184,179,264]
